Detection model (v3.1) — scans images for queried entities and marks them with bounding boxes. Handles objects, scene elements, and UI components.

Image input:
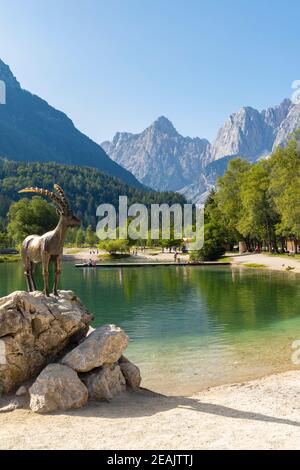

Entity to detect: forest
[203,133,300,254]
[0,158,186,247]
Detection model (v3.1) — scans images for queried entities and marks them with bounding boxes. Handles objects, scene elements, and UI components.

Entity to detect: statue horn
[18,187,63,209]
[53,184,69,210]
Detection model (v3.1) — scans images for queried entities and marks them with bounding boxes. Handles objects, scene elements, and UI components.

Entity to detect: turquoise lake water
[0,261,300,394]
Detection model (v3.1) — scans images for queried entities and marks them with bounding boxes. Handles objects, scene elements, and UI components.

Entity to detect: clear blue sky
[0,0,299,143]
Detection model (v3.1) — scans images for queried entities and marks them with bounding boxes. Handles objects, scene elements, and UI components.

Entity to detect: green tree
[0,231,11,248]
[75,228,85,247]
[237,160,279,251]
[7,196,58,245]
[215,158,251,244]
[65,227,78,245]
[269,135,300,250]
[85,224,96,246]
[202,133,300,253]
[190,223,225,261]
[98,239,130,254]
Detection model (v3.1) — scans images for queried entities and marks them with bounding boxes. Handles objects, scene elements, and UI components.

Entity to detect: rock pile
[29,364,88,413]
[0,290,91,394]
[0,291,141,413]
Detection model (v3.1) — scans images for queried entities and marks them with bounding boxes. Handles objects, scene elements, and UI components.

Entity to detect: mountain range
[102,98,300,203]
[0,59,142,189]
[1,57,299,206]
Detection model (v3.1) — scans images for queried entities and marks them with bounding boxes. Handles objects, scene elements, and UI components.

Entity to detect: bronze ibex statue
[18,184,80,296]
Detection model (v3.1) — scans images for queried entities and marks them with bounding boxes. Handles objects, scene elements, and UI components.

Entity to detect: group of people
[87,259,97,267]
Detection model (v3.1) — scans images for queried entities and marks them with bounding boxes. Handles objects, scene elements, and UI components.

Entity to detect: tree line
[202,132,300,255]
[0,158,186,247]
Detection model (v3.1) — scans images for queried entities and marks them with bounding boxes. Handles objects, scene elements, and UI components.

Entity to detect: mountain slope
[0,59,142,189]
[0,158,186,228]
[102,116,211,192]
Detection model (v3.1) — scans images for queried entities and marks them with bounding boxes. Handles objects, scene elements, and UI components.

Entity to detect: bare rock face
[102,116,212,192]
[81,363,126,401]
[0,290,92,394]
[273,103,300,149]
[29,364,88,413]
[119,356,141,390]
[211,106,270,161]
[61,324,128,373]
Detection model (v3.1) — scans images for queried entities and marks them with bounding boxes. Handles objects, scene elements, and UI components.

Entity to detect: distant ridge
[0,59,142,189]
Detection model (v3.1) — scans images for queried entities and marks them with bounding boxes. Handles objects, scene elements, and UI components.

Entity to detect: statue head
[18,184,81,227]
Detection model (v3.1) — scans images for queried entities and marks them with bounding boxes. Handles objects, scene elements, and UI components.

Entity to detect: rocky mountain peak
[261,98,292,132]
[273,102,300,149]
[211,105,267,161]
[102,116,212,192]
[149,115,178,135]
[102,96,300,202]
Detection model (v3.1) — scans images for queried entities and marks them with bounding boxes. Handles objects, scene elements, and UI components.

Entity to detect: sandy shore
[63,248,300,273]
[62,247,189,263]
[231,253,300,273]
[1,370,300,450]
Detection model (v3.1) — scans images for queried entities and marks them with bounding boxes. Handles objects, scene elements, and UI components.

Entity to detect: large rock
[0,290,92,394]
[29,364,88,413]
[81,363,126,401]
[118,356,141,390]
[61,324,128,373]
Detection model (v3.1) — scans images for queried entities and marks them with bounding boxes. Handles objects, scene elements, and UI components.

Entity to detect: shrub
[189,223,225,261]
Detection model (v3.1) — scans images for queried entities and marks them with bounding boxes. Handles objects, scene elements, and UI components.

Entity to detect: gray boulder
[119,356,141,390]
[81,363,126,401]
[61,324,128,373]
[15,385,28,397]
[29,364,88,413]
[0,399,22,413]
[0,290,92,394]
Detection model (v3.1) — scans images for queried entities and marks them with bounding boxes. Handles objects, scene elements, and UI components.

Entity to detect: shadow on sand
[61,387,300,428]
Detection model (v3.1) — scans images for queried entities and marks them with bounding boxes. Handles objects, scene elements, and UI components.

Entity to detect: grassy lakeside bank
[0,254,20,263]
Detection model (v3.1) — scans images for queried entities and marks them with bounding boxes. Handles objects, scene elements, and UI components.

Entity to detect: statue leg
[53,256,61,296]
[25,270,33,292]
[42,254,50,296]
[30,262,37,291]
[23,256,33,292]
